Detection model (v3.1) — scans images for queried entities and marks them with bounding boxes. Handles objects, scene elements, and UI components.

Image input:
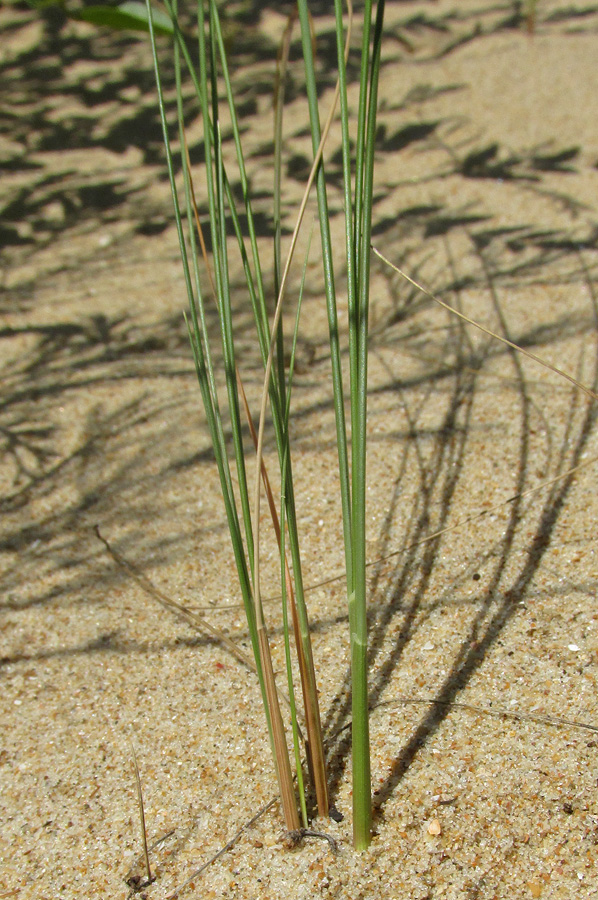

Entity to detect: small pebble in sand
[427,819,442,836]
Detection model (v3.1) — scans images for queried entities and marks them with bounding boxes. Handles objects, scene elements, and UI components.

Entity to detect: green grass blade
[147,0,274,749]
[295,0,353,594]
[350,0,385,851]
[211,4,272,356]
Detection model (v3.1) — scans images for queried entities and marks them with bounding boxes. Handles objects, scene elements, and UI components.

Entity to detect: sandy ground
[2,1,598,898]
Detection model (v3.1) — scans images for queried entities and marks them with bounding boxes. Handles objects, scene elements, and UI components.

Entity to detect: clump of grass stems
[147,0,385,849]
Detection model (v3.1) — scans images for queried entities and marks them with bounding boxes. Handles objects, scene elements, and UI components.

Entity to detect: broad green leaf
[76,2,173,36]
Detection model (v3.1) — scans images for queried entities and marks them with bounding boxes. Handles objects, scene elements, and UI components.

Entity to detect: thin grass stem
[350,0,385,851]
[130,742,153,885]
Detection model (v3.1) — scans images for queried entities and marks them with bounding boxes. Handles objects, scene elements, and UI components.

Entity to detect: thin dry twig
[94,524,307,737]
[130,741,153,887]
[372,245,598,404]
[284,828,339,852]
[165,798,277,900]
[375,695,598,735]
[93,524,255,671]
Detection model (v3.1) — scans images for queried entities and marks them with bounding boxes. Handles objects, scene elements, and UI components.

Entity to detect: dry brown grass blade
[247,1,353,822]
[257,625,301,831]
[183,136,217,300]
[237,374,329,816]
[130,741,153,887]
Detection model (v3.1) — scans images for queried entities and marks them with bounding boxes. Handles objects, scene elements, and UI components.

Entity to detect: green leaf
[23,0,66,11]
[75,2,174,36]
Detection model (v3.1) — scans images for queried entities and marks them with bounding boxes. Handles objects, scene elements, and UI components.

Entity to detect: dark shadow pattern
[2,6,598,872]
[320,245,598,816]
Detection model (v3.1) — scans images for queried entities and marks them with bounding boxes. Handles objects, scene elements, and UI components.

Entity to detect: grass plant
[147,0,386,848]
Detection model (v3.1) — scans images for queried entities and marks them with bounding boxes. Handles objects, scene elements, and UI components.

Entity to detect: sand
[2,2,598,898]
